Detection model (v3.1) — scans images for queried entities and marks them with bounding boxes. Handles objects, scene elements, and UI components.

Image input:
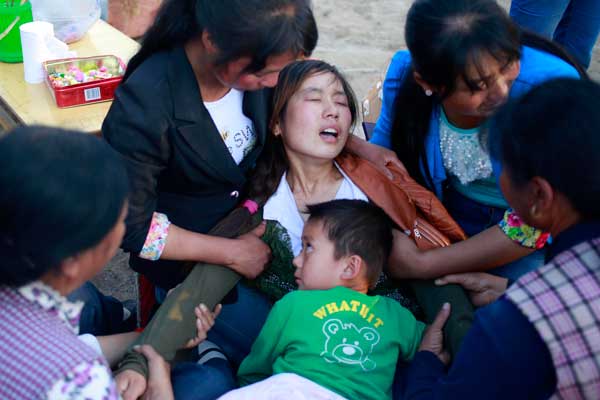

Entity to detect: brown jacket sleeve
[336,152,467,246]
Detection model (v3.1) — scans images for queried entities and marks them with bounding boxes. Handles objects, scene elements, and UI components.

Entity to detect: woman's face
[216,51,299,91]
[276,71,353,163]
[499,170,542,228]
[77,203,128,283]
[441,52,520,125]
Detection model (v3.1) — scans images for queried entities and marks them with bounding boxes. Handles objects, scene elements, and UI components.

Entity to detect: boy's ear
[341,255,364,281]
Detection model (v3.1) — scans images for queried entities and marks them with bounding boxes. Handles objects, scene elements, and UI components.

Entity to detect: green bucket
[0,2,33,63]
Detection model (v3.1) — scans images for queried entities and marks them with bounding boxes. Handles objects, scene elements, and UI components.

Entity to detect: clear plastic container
[29,0,100,43]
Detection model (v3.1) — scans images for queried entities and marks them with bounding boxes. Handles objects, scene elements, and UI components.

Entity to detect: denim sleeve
[402,298,556,399]
[370,51,412,149]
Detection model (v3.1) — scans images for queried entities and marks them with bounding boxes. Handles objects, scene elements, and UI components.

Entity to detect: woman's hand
[346,135,407,179]
[418,303,451,365]
[184,303,222,349]
[435,272,508,307]
[388,229,428,279]
[134,345,174,400]
[228,222,272,279]
[116,369,147,400]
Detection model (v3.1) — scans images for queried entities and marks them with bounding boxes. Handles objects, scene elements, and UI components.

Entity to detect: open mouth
[319,128,339,142]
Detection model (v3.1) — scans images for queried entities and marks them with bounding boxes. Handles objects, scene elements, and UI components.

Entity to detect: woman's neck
[548,199,582,239]
[40,273,74,297]
[286,157,343,212]
[184,38,231,102]
[442,105,486,130]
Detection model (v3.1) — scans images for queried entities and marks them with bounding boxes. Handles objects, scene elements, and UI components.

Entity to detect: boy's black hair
[306,199,393,287]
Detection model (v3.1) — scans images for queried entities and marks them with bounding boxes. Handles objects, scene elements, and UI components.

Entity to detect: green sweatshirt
[237,286,426,400]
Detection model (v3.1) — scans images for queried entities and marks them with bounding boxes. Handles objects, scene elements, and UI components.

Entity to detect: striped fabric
[0,287,104,399]
[506,238,600,399]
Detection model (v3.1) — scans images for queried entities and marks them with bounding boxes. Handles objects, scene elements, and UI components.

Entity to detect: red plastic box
[43,55,126,108]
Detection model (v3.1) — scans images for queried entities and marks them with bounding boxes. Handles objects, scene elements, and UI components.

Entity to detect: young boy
[208,200,425,399]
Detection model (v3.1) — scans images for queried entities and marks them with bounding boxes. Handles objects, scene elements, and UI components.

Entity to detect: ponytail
[247,135,289,207]
[390,72,436,188]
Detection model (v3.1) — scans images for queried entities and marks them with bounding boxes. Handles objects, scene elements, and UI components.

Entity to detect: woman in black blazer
[103,0,318,290]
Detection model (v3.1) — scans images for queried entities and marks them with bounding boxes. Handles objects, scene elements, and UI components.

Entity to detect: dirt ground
[93,0,600,301]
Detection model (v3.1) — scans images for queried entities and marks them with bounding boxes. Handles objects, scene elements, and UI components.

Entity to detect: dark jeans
[443,188,544,281]
[207,283,272,367]
[68,281,126,336]
[155,283,272,367]
[169,283,272,398]
[172,359,237,400]
[510,0,600,68]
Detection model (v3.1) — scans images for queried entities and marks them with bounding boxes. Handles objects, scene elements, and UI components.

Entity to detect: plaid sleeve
[498,209,550,249]
[139,212,171,261]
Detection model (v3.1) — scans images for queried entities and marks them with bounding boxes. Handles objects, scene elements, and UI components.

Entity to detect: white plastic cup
[19,21,54,84]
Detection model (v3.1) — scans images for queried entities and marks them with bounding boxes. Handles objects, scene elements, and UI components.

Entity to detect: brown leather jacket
[337,152,467,250]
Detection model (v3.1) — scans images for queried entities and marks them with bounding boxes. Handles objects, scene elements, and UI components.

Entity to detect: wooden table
[0,20,139,135]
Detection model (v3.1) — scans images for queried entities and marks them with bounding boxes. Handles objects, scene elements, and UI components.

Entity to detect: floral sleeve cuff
[498,209,550,249]
[47,360,119,400]
[139,212,171,261]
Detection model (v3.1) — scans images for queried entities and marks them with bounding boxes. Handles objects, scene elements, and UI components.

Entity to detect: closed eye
[333,94,348,106]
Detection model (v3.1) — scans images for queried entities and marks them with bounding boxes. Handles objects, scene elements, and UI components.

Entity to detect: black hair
[307,199,393,286]
[489,78,600,220]
[248,59,358,206]
[0,126,129,287]
[124,0,318,80]
[391,0,588,189]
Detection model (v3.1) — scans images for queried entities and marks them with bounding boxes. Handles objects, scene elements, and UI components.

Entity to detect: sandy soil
[93,0,600,301]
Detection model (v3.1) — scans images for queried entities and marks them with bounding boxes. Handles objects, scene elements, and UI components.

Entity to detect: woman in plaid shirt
[403,78,600,399]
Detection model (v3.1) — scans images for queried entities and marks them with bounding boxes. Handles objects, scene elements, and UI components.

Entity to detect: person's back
[0,126,142,400]
[506,237,600,398]
[0,285,105,399]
